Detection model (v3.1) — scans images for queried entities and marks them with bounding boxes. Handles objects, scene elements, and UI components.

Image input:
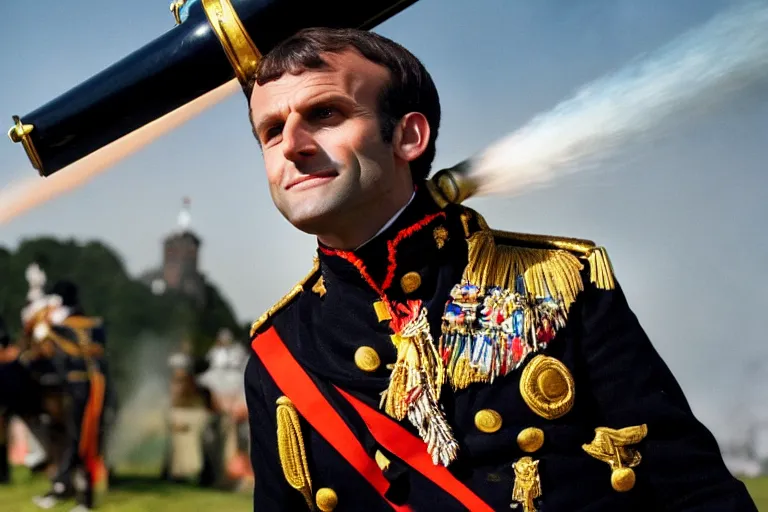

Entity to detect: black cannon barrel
[7,0,420,177]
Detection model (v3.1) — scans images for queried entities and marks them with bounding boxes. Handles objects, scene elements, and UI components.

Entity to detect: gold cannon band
[201,0,263,87]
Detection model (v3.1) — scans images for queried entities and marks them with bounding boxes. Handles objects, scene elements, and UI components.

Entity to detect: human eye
[309,105,339,122]
[262,123,284,144]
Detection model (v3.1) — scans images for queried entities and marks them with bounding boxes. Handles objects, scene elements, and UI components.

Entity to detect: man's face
[249,50,410,237]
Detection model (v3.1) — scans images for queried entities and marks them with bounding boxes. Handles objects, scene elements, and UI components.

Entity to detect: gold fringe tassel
[276,396,314,510]
[587,247,616,290]
[464,230,585,312]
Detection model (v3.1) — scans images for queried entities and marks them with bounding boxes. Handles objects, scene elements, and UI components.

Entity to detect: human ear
[392,112,430,163]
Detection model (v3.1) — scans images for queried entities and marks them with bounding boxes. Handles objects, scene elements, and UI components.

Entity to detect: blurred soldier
[22,280,112,512]
[193,328,250,489]
[164,353,210,484]
[197,328,248,415]
[1,264,67,485]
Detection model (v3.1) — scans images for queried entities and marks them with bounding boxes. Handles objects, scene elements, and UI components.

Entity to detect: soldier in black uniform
[0,312,58,485]
[242,28,758,511]
[22,280,112,512]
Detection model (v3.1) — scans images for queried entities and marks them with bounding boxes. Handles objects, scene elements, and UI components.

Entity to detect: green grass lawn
[1,468,766,511]
[0,467,252,512]
[745,476,768,511]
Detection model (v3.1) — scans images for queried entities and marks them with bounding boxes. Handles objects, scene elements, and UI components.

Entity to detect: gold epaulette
[490,229,616,292]
[463,211,616,314]
[250,258,324,338]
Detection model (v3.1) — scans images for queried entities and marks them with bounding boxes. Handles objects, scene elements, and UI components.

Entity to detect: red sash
[252,327,493,512]
[336,388,494,512]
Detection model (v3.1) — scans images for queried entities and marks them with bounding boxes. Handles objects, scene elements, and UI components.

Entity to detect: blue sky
[1,0,767,447]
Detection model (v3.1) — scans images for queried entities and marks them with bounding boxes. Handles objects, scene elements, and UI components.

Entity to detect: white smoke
[467,0,768,198]
[106,333,174,469]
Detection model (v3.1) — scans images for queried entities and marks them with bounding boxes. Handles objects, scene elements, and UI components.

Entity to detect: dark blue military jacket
[245,186,756,511]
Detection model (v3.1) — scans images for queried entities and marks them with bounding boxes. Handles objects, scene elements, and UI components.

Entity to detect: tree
[0,236,247,399]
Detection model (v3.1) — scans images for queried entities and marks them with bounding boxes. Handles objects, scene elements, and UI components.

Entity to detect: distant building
[140,198,206,306]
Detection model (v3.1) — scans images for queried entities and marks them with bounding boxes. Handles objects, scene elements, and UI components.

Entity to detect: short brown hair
[246,28,441,183]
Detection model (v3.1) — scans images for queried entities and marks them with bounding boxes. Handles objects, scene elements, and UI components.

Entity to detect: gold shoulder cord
[276,396,314,510]
[250,258,323,337]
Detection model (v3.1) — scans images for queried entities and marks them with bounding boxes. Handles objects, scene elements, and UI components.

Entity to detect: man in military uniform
[21,280,111,512]
[241,28,757,511]
[0,311,52,484]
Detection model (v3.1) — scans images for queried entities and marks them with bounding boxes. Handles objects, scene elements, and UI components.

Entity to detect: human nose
[281,114,317,162]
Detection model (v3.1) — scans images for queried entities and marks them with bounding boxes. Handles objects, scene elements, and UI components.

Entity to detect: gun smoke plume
[460,1,768,198]
[1,2,767,220]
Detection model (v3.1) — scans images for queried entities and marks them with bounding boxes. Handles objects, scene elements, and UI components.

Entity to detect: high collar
[317,186,466,303]
[356,190,416,251]
[274,185,470,396]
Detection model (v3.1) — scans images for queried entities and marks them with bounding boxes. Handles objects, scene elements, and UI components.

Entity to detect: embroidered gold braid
[251,258,322,337]
[276,396,314,510]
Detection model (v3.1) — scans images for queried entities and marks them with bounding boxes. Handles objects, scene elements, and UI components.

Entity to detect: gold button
[611,468,636,492]
[517,427,545,453]
[474,409,502,433]
[354,346,381,372]
[400,271,422,294]
[316,487,338,511]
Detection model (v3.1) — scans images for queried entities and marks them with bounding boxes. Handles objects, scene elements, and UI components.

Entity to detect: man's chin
[275,187,355,237]
[281,208,339,237]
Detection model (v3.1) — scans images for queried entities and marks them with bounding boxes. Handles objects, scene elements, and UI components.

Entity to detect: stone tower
[156,198,205,305]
